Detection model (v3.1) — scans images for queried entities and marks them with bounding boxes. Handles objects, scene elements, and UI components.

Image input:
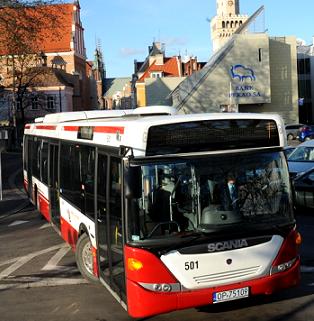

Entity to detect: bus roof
[24,107,286,157]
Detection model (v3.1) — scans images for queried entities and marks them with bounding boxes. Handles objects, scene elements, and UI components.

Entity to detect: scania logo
[207,239,249,252]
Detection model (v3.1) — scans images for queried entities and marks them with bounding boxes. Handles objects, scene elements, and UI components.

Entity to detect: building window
[151,72,163,78]
[31,97,39,110]
[47,96,55,110]
[258,48,262,62]
[298,79,312,99]
[16,99,22,111]
[297,58,310,75]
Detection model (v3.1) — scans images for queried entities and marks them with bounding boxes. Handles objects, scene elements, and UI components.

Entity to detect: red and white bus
[23,106,301,318]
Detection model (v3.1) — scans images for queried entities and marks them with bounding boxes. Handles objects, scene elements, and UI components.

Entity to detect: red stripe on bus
[92,246,99,277]
[60,216,78,249]
[25,125,31,129]
[35,125,57,130]
[38,192,50,222]
[94,126,125,134]
[23,180,28,192]
[63,126,79,132]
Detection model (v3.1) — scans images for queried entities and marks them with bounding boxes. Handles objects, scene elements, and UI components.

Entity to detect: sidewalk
[0,151,30,218]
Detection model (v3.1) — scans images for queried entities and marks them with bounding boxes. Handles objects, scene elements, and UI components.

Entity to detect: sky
[79,0,314,78]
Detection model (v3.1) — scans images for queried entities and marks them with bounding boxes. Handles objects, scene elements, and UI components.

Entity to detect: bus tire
[75,233,99,284]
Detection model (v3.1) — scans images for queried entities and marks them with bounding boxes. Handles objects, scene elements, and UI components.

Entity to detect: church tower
[210,0,248,52]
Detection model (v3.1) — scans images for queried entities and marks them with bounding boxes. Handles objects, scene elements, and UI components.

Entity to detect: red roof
[138,57,181,82]
[0,3,74,55]
[40,4,74,53]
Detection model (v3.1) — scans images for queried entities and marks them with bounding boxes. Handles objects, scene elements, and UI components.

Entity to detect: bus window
[23,135,28,171]
[41,141,49,185]
[60,143,81,209]
[80,145,95,218]
[31,138,41,179]
[60,143,95,218]
[109,157,122,244]
[97,153,109,277]
[126,152,294,242]
[109,157,125,293]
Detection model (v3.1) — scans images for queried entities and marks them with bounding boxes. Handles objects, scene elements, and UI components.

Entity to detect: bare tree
[0,0,67,132]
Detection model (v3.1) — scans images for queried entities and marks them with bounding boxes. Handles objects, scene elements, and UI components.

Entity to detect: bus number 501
[185,261,199,270]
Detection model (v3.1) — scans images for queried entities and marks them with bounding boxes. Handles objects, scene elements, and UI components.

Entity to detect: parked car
[298,124,314,142]
[284,146,295,159]
[293,167,314,209]
[285,124,303,140]
[287,139,314,178]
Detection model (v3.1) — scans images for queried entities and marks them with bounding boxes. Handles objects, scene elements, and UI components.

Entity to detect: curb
[0,166,31,219]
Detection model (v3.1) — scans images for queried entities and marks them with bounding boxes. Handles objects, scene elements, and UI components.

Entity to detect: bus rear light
[270,230,301,276]
[128,258,144,271]
[295,232,302,245]
[270,257,297,275]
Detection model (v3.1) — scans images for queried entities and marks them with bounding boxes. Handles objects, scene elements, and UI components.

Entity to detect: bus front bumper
[126,257,300,318]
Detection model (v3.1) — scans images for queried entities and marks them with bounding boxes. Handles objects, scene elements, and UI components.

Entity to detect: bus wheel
[75,233,99,284]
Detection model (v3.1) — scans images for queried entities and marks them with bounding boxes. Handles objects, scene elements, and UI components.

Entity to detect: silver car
[287,140,314,178]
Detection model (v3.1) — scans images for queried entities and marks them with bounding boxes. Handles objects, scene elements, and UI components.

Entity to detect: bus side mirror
[125,166,141,199]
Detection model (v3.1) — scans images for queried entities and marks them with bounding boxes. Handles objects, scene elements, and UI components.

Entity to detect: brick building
[132,42,206,107]
[0,0,96,129]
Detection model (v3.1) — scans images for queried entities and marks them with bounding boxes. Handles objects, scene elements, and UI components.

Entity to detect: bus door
[96,153,126,301]
[49,143,60,228]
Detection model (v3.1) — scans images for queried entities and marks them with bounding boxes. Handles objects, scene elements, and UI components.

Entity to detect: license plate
[213,287,249,303]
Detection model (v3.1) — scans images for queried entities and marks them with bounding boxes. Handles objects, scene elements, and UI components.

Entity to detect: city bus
[23,106,301,318]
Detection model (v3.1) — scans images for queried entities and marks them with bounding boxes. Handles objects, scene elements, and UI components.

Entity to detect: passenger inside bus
[201,174,242,225]
[148,174,172,224]
[148,170,189,235]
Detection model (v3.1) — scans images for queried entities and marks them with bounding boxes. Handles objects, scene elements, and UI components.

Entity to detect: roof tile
[0,3,74,55]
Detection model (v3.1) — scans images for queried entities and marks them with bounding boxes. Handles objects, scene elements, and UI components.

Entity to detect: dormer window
[151,72,163,78]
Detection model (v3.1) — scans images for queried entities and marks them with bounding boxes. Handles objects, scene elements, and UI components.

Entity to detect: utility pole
[59,87,62,112]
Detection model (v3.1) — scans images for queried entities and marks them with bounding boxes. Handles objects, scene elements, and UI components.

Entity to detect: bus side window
[97,154,107,219]
[31,138,41,179]
[109,157,122,245]
[41,141,49,185]
[80,145,95,218]
[60,143,81,209]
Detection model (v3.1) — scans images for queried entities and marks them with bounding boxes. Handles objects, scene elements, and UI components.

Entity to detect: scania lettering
[207,239,249,252]
[23,106,301,319]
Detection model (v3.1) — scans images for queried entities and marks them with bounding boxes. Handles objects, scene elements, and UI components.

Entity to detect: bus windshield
[125,151,294,243]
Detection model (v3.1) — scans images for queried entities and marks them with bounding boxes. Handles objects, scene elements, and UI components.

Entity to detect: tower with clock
[210,0,248,52]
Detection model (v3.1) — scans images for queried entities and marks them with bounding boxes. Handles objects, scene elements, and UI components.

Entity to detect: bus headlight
[127,258,144,271]
[140,282,180,292]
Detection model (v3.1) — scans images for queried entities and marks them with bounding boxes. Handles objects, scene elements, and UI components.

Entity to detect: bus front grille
[193,266,261,284]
